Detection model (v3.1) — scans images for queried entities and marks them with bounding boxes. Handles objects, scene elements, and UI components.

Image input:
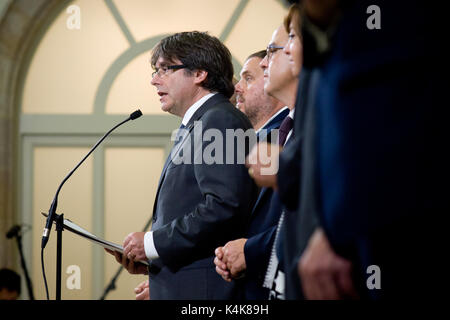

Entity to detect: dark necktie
[152,123,188,226]
[278,116,294,146]
[160,123,187,178]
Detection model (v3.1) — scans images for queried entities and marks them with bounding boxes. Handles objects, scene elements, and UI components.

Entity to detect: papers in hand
[41,212,148,265]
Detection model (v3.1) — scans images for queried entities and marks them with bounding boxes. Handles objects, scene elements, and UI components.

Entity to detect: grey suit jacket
[148,93,258,299]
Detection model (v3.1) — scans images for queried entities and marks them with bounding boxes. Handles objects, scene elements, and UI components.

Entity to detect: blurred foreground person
[296,0,446,299]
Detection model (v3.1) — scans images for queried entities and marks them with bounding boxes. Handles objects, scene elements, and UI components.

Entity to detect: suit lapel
[257,108,289,143]
[252,187,270,213]
[155,123,194,191]
[157,94,228,187]
[152,93,230,216]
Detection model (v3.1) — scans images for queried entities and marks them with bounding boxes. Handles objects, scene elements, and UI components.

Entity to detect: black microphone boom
[41,109,143,249]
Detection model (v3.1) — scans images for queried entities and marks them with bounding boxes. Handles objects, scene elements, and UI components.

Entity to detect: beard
[245,102,275,129]
[244,104,260,127]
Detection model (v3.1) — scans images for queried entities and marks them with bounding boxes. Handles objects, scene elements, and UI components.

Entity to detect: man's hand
[123,232,147,262]
[246,142,281,188]
[134,280,150,300]
[214,247,232,282]
[105,249,148,275]
[222,239,247,278]
[298,228,358,300]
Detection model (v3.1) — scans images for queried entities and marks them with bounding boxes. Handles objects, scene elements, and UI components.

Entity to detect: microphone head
[130,109,143,120]
[6,225,21,239]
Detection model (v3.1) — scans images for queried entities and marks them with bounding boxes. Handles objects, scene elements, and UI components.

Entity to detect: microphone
[130,110,142,120]
[41,109,143,249]
[6,225,21,239]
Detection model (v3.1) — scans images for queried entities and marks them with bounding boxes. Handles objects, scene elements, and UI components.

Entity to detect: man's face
[260,26,292,98]
[150,57,196,117]
[235,57,273,126]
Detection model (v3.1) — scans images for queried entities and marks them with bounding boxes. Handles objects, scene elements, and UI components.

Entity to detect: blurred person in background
[0,269,21,300]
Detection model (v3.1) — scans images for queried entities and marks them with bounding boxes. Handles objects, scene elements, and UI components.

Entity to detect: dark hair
[246,50,266,61]
[151,31,235,98]
[284,3,302,38]
[0,269,21,295]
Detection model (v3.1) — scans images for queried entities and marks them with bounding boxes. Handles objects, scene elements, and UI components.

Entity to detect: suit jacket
[148,93,259,299]
[241,108,289,300]
[255,108,289,144]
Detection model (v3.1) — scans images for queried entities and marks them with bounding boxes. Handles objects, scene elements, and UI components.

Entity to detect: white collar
[288,108,295,119]
[181,92,217,126]
[256,106,290,134]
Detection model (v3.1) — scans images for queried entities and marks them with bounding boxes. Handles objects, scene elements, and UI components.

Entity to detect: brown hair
[284,3,302,38]
[246,50,266,61]
[151,31,235,98]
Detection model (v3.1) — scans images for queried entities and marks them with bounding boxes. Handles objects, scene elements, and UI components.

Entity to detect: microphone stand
[14,230,35,300]
[98,263,124,300]
[41,110,142,300]
[55,213,64,300]
[99,215,153,300]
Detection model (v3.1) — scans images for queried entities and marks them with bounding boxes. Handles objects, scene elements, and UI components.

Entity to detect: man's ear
[193,69,208,85]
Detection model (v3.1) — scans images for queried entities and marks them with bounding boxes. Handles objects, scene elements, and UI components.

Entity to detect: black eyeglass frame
[152,64,188,78]
[266,44,285,60]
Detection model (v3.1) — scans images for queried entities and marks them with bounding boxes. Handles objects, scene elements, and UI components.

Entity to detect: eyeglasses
[152,65,187,78]
[266,44,284,61]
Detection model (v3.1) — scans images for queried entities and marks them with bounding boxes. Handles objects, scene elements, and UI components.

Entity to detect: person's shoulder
[202,96,252,130]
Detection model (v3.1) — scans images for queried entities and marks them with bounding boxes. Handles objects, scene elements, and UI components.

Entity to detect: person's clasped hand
[134,280,150,300]
[214,247,232,282]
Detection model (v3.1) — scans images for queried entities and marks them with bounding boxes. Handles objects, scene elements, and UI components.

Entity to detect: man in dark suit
[213,48,289,299]
[215,26,298,299]
[107,31,258,300]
